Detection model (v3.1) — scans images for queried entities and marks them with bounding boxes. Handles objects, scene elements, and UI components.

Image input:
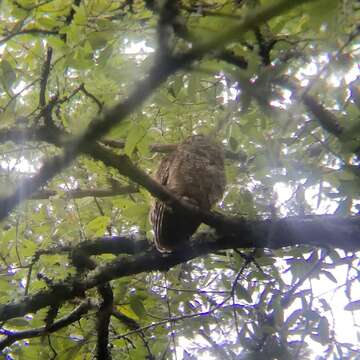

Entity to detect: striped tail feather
[151,200,201,252]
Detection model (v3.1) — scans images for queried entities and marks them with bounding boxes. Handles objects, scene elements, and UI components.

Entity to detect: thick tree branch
[0,127,59,145]
[76,216,360,255]
[0,215,359,323]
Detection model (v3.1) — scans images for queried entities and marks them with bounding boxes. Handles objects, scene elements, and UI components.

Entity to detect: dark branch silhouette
[0,300,93,351]
[0,215,359,324]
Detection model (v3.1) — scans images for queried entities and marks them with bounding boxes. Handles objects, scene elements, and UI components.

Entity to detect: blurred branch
[0,127,60,145]
[156,0,180,56]
[301,93,360,163]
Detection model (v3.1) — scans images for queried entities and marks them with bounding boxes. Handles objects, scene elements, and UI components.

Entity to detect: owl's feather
[150,135,225,252]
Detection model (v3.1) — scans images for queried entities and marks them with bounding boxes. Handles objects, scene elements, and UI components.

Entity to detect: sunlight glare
[1,156,37,173]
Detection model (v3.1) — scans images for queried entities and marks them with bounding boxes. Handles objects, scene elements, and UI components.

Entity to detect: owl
[150,135,226,252]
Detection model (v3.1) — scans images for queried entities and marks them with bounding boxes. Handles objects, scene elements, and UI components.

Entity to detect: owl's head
[182,135,224,161]
[183,134,210,146]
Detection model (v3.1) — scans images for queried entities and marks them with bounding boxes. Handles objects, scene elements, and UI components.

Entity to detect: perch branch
[0,215,359,323]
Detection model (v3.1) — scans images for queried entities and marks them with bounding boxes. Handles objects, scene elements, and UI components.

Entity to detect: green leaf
[304,310,320,321]
[187,73,200,101]
[98,45,114,66]
[345,300,360,311]
[73,4,87,25]
[319,299,331,312]
[88,32,110,50]
[22,239,38,257]
[306,0,340,30]
[7,317,30,327]
[117,304,139,321]
[235,284,252,303]
[122,202,149,227]
[0,60,16,94]
[37,16,63,29]
[85,216,110,237]
[284,309,302,331]
[137,135,151,156]
[129,295,146,319]
[1,228,16,246]
[124,124,146,156]
[320,270,337,283]
[256,256,276,266]
[317,317,330,344]
[229,136,239,151]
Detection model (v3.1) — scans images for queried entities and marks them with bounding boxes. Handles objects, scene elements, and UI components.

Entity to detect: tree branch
[80,83,103,114]
[0,300,93,351]
[96,284,113,360]
[302,94,343,137]
[0,215,359,323]
[39,47,53,109]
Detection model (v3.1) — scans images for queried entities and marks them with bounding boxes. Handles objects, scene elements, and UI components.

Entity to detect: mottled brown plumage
[150,135,226,252]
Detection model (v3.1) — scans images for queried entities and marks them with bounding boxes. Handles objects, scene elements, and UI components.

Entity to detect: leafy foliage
[0,0,359,359]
